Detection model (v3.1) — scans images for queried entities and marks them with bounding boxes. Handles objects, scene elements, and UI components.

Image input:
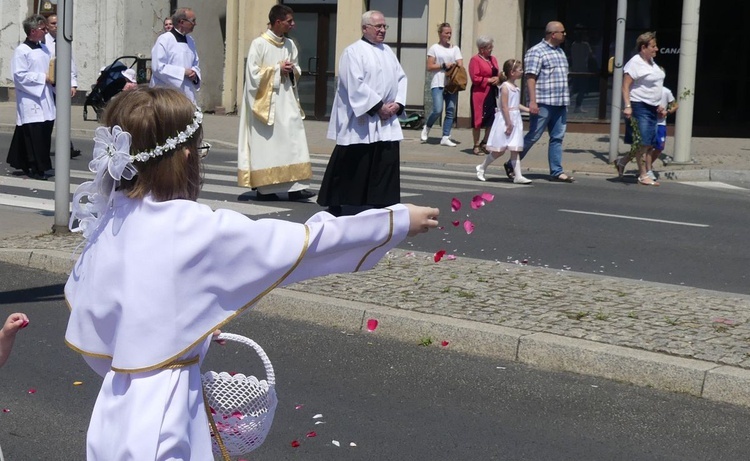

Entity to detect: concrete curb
[3,246,750,407]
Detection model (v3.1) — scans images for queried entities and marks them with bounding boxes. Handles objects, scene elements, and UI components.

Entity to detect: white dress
[485,82,524,152]
[65,193,410,460]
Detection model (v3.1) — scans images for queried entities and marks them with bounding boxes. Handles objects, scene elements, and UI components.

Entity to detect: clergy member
[237,4,314,201]
[6,15,56,180]
[149,7,201,103]
[317,10,407,216]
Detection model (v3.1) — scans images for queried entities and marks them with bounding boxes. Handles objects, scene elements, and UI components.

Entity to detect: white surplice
[12,41,56,125]
[237,31,311,193]
[44,32,78,89]
[149,29,201,103]
[65,192,409,460]
[327,38,407,146]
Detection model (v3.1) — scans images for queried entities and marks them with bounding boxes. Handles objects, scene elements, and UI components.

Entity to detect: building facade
[3,1,747,137]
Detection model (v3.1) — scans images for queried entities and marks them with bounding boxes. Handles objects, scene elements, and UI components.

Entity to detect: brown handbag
[444,64,467,94]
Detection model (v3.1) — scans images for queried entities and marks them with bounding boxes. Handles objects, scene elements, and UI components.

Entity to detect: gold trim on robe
[237,162,313,188]
[251,65,276,125]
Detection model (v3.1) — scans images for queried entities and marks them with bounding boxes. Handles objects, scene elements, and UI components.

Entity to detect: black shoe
[255,191,279,201]
[503,162,515,180]
[71,149,81,158]
[27,170,47,180]
[288,190,316,201]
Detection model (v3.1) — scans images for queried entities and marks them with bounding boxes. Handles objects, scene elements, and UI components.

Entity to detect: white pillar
[608,0,627,163]
[54,0,73,233]
[672,0,700,164]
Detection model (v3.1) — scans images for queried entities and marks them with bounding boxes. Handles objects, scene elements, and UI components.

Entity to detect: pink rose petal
[463,220,475,234]
[366,319,378,332]
[295,404,304,410]
[480,192,495,202]
[470,195,485,209]
[438,226,445,230]
[433,250,446,262]
[306,431,317,438]
[27,388,36,394]
[20,319,29,329]
[2,409,10,413]
[451,198,461,212]
[446,254,457,260]
[451,220,460,227]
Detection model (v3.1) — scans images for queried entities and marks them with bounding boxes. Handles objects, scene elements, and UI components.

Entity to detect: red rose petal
[480,192,495,202]
[433,250,446,262]
[463,220,475,234]
[231,411,244,418]
[20,319,29,329]
[291,440,301,448]
[366,318,378,331]
[451,198,461,212]
[451,220,460,227]
[441,341,449,347]
[306,431,317,438]
[27,388,36,394]
[2,409,10,413]
[470,195,485,209]
[295,404,304,410]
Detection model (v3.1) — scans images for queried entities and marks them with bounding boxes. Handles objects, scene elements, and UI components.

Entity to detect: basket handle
[215,332,275,387]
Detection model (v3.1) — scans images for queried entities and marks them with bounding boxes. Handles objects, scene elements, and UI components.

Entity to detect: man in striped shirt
[505,21,574,182]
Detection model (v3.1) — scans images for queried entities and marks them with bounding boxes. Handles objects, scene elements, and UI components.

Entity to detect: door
[288,6,336,120]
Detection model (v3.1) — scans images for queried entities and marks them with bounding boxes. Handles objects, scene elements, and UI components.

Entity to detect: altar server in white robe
[6,15,56,180]
[149,7,201,103]
[45,14,78,97]
[237,4,314,202]
[317,10,407,216]
[65,86,439,461]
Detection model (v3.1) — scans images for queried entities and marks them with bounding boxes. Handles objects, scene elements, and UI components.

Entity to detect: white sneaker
[440,136,457,147]
[476,164,486,182]
[513,175,532,184]
[646,170,657,181]
[420,125,430,142]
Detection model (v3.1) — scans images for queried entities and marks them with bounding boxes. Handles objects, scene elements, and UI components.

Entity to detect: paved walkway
[2,103,750,408]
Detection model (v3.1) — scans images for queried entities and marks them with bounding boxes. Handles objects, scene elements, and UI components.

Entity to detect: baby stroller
[83,56,148,121]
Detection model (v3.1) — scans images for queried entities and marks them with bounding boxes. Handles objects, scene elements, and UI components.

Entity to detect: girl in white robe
[64,87,439,460]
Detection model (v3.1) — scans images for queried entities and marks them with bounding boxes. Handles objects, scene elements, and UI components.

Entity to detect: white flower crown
[69,107,203,239]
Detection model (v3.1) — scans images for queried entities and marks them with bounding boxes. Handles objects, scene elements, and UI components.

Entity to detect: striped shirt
[524,40,569,106]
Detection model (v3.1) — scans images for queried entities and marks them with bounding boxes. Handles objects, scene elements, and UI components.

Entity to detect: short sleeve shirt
[427,44,463,88]
[524,40,569,106]
[624,54,665,106]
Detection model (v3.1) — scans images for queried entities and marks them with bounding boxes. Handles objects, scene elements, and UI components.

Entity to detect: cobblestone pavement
[6,231,749,371]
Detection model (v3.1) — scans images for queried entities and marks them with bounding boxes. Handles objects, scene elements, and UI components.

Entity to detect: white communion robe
[65,192,409,460]
[12,41,56,126]
[150,29,201,103]
[327,38,407,146]
[237,30,312,193]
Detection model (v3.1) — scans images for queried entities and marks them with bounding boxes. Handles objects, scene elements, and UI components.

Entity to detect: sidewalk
[2,103,750,409]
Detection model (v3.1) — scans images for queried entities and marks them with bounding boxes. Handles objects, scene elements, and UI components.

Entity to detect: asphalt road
[2,262,750,460]
[3,133,750,295]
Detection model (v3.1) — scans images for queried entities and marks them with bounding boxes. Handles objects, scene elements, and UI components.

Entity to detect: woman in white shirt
[617,31,666,186]
[420,23,463,147]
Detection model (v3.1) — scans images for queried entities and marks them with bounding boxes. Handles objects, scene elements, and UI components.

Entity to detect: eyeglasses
[182,18,197,25]
[197,142,211,159]
[366,24,389,30]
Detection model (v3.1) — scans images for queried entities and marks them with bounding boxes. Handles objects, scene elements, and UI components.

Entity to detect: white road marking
[679,181,748,191]
[559,209,710,228]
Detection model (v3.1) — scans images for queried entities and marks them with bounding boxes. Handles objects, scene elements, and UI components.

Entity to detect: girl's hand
[404,205,440,237]
[505,124,513,135]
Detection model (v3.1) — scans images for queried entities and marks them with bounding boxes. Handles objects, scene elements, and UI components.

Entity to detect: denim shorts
[624,101,658,147]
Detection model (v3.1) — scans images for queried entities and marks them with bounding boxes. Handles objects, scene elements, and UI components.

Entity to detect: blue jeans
[519,104,567,177]
[426,87,458,137]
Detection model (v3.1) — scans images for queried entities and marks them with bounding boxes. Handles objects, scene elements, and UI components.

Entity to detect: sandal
[473,145,484,155]
[550,173,575,183]
[638,175,660,186]
[614,159,625,178]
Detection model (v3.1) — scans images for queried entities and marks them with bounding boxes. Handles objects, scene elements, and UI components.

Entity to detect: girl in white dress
[476,59,531,184]
[64,87,439,461]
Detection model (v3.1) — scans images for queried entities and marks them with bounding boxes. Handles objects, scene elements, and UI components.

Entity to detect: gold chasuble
[237,31,312,190]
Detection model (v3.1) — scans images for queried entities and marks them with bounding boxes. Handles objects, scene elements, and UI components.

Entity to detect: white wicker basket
[201,333,277,459]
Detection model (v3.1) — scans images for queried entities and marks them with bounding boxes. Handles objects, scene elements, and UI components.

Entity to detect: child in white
[647,86,678,178]
[476,59,531,184]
